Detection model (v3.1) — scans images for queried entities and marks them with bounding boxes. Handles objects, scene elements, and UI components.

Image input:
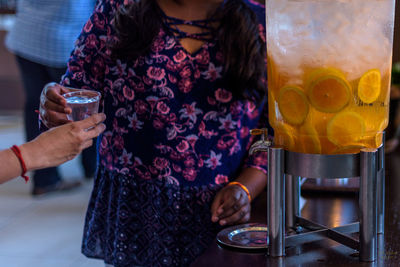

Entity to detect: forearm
[0,141,49,184]
[234,167,268,201]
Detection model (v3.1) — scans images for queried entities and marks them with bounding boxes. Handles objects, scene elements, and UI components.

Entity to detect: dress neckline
[159,7,217,42]
[157,5,221,57]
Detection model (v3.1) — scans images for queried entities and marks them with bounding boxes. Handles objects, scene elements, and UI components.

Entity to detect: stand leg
[359,148,378,262]
[286,175,300,229]
[268,147,285,257]
[293,176,300,217]
[377,134,385,234]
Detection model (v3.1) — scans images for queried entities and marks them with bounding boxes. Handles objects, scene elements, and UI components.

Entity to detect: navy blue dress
[61,0,269,266]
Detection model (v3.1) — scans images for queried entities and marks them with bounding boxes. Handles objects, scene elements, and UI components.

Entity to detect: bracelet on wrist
[10,145,29,183]
[228,181,251,202]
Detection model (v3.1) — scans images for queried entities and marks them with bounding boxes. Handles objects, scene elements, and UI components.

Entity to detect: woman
[0,114,105,184]
[40,0,270,266]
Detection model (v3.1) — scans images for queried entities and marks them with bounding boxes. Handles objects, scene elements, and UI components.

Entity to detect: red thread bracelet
[10,145,29,183]
[228,181,251,202]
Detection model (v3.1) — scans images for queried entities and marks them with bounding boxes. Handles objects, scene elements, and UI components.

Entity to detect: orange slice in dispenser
[304,67,345,89]
[297,121,321,154]
[333,144,366,154]
[378,118,388,132]
[374,119,387,148]
[375,133,383,148]
[306,109,336,153]
[278,86,309,125]
[268,90,277,128]
[327,111,366,146]
[358,69,381,104]
[267,55,285,100]
[274,124,296,151]
[306,69,351,113]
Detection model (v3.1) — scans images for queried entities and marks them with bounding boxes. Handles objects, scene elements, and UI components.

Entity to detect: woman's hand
[39,82,75,128]
[210,168,268,226]
[20,113,106,171]
[210,184,251,226]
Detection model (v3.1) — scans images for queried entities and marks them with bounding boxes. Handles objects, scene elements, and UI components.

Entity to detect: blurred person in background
[5,0,97,196]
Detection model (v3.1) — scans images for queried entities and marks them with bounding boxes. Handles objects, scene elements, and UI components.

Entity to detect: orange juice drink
[266,0,396,154]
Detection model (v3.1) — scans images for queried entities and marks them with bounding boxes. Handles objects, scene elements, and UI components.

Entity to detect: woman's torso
[63,0,268,187]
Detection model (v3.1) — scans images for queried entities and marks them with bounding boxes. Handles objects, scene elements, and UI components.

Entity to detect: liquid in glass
[63,90,101,121]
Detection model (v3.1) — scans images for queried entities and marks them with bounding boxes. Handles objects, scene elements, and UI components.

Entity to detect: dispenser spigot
[249,128,271,155]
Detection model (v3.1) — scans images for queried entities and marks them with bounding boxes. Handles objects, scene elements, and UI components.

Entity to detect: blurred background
[0,0,399,266]
[0,1,102,266]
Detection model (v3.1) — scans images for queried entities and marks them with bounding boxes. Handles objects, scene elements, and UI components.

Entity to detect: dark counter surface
[192,151,400,267]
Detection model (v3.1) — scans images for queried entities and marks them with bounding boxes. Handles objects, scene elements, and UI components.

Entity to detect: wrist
[236,167,268,199]
[19,141,47,171]
[10,145,29,183]
[227,181,252,202]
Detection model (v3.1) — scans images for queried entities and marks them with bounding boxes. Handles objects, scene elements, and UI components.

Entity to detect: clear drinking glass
[62,89,101,121]
[266,0,396,154]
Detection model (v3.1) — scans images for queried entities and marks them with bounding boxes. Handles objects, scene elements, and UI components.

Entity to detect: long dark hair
[111,0,266,103]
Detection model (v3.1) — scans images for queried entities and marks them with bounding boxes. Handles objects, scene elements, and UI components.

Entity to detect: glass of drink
[266,0,396,154]
[62,89,101,121]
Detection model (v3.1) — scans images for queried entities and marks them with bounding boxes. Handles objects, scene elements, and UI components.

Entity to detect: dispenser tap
[249,128,271,155]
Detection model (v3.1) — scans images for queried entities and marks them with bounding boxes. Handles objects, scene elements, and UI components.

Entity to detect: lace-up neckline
[160,9,217,42]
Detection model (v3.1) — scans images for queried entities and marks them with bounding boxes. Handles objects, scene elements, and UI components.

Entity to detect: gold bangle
[228,181,252,202]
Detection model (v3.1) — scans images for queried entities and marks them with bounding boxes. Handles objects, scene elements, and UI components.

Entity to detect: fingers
[211,193,224,223]
[78,113,107,129]
[73,113,106,140]
[43,98,69,114]
[219,204,251,226]
[81,139,94,150]
[40,83,72,127]
[217,193,247,222]
[42,110,70,128]
[85,123,106,139]
[211,186,250,225]
[43,83,69,106]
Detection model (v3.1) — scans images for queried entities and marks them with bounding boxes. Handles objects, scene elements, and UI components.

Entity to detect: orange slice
[306,70,351,113]
[278,86,309,125]
[327,111,366,146]
[319,136,338,154]
[304,67,345,89]
[305,109,337,153]
[267,56,277,96]
[298,122,321,154]
[375,133,383,148]
[333,144,366,154]
[267,56,286,100]
[378,119,388,131]
[274,124,296,151]
[358,69,381,104]
[307,109,334,135]
[268,90,277,128]
[374,119,387,147]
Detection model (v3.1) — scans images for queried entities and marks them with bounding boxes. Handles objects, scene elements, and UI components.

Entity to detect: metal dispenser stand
[250,129,385,262]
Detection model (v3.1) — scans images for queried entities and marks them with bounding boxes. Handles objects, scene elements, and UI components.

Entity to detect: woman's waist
[96,164,226,193]
[97,152,242,187]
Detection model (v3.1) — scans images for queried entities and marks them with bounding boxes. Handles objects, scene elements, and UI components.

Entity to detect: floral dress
[61,0,269,266]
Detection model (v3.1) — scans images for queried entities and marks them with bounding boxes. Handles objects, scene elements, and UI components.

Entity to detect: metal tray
[216,223,268,250]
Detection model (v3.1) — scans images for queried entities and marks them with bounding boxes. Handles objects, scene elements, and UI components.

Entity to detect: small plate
[216,223,268,250]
